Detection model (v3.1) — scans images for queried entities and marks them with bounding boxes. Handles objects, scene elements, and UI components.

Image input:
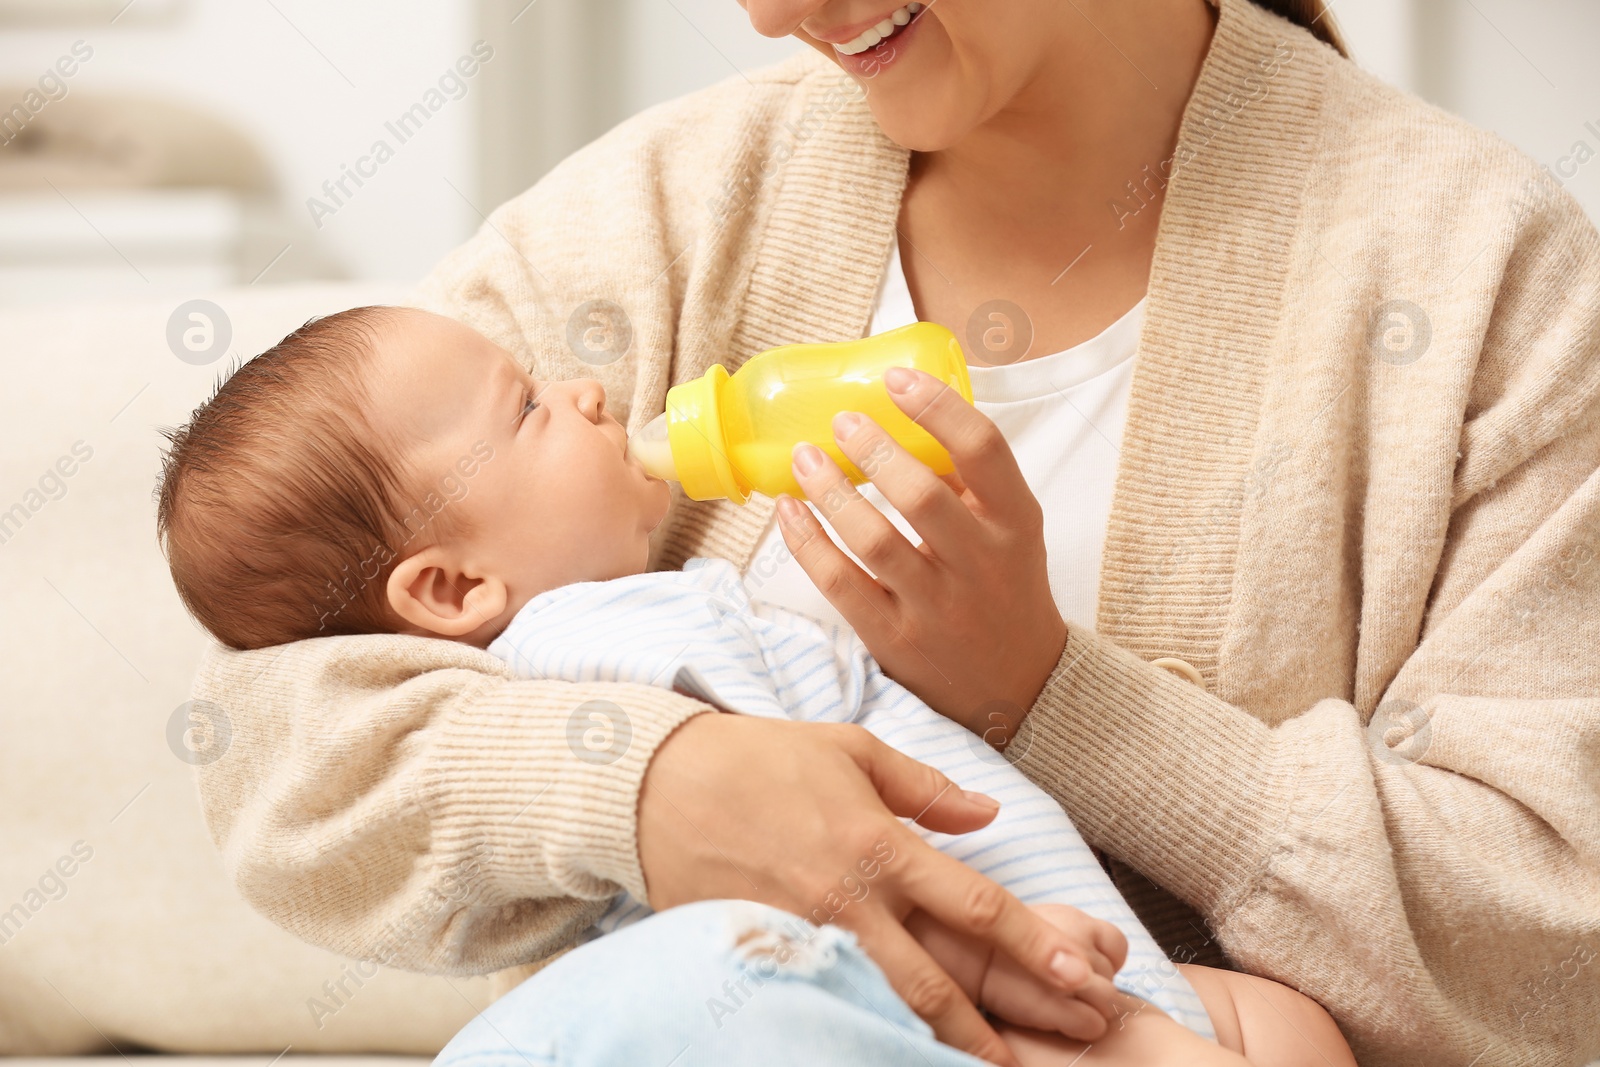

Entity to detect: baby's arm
[913,904,1356,1067]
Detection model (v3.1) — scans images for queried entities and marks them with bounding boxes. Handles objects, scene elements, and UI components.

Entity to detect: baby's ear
[386,547,508,639]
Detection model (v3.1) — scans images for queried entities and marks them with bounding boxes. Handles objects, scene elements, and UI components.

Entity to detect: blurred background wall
[0,0,1593,306]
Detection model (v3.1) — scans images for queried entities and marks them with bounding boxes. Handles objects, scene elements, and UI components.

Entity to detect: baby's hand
[907,903,1128,1041]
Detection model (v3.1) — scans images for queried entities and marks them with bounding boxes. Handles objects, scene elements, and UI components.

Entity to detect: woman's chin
[865,90,975,154]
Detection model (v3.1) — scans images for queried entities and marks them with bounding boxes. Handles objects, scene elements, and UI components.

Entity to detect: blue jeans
[434,900,988,1067]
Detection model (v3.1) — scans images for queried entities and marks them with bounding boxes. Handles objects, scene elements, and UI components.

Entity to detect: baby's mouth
[832,2,925,56]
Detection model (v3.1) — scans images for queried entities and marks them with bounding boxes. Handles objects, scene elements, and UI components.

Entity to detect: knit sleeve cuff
[1011,623,1297,916]
[428,679,713,904]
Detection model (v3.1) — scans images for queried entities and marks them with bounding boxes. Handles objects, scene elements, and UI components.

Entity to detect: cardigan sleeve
[192,633,710,974]
[1012,187,1600,1066]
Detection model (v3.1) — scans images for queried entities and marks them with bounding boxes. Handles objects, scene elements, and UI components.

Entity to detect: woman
[191,0,1600,1063]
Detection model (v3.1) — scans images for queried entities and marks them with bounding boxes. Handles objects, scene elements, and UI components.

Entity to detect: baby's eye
[519,388,540,423]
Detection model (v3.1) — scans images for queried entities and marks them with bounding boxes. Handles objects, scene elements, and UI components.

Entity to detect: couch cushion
[0,284,495,1054]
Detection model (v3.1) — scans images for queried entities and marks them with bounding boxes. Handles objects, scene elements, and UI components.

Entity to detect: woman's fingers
[836,730,1117,1044]
[850,909,1024,1067]
[840,732,1106,1004]
[788,439,932,587]
[838,722,1001,836]
[988,971,1118,1039]
[887,846,1121,1044]
[774,493,895,625]
[775,369,1063,727]
[907,909,1116,1042]
[827,410,981,563]
[883,367,1040,530]
[637,716,1114,1060]
[1029,903,1128,980]
[894,846,1110,1005]
[775,490,957,689]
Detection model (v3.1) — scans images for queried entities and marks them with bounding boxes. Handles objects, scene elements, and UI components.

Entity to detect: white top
[745,240,1143,632]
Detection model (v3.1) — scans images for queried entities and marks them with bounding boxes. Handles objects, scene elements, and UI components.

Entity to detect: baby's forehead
[382,308,501,360]
[368,310,481,376]
[366,310,507,436]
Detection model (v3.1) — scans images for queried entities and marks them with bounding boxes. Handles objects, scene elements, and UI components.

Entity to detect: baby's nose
[573,379,607,422]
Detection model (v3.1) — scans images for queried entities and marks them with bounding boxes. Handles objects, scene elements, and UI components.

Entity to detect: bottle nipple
[627,412,678,481]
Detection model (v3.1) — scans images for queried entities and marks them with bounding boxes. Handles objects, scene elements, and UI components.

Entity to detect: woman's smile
[825,1,925,55]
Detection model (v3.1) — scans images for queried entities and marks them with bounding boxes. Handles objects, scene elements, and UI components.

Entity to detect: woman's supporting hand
[638,713,1119,1066]
[776,366,1066,740]
[909,903,1128,1039]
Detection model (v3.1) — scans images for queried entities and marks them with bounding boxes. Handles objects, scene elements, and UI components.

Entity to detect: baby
[156,305,1354,1067]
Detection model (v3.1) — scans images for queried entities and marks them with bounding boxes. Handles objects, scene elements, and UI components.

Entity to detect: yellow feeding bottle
[628,322,974,505]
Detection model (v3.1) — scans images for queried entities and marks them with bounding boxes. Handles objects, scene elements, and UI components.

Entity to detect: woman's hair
[1250,0,1348,57]
[155,306,459,651]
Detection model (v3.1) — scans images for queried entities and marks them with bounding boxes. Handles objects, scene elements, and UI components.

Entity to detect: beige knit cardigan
[191,1,1600,1063]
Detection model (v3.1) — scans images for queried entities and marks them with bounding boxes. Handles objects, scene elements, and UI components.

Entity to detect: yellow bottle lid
[665,364,748,504]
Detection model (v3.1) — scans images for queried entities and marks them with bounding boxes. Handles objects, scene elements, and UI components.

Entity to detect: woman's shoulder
[1313,54,1595,246]
[1301,53,1600,498]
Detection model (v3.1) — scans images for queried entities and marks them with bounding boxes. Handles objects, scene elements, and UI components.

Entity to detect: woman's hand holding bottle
[776,366,1067,744]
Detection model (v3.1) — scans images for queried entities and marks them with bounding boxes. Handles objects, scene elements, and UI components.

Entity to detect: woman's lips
[828,2,925,55]
[831,5,925,77]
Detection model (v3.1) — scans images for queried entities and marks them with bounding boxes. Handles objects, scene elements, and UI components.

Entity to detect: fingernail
[792,442,824,476]
[833,411,865,441]
[776,494,807,525]
[1050,950,1089,988]
[962,788,1000,811]
[885,366,919,394]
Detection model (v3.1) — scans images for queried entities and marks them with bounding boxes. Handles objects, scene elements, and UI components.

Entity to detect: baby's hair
[155,306,463,651]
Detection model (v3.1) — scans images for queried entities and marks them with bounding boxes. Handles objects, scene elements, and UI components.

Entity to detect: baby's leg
[992,969,1356,1067]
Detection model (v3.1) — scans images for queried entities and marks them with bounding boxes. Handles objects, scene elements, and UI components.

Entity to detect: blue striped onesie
[487,557,1215,1039]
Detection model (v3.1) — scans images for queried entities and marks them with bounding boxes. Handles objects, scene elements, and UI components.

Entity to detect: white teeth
[833,2,922,56]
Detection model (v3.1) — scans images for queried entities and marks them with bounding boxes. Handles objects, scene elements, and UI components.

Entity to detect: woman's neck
[898,0,1218,358]
[918,0,1216,240]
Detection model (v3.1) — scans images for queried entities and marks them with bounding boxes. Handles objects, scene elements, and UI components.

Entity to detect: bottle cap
[665,365,748,504]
